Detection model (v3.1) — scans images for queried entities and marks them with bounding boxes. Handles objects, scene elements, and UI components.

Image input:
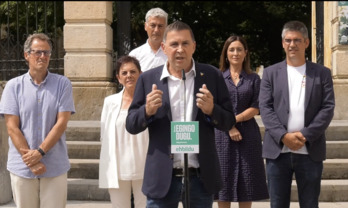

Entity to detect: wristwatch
[37,147,46,156]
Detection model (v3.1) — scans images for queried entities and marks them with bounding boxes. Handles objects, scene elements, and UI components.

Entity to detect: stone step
[291,180,348,202]
[68,159,348,180]
[66,140,348,160]
[67,141,101,159]
[66,120,100,142]
[326,141,348,158]
[67,178,110,201]
[66,119,348,142]
[66,178,348,202]
[325,120,348,141]
[69,159,99,179]
[320,159,348,179]
[63,119,348,202]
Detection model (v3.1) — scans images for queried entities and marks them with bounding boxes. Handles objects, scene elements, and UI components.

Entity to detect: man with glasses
[129,7,168,72]
[0,33,75,208]
[259,20,335,208]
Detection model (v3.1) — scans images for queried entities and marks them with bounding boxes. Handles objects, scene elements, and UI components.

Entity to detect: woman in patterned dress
[214,35,269,208]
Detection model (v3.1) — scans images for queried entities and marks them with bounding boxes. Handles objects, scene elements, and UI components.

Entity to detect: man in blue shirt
[0,33,75,208]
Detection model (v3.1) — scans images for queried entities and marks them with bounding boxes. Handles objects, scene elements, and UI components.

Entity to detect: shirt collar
[160,58,196,80]
[146,39,164,55]
[26,70,50,86]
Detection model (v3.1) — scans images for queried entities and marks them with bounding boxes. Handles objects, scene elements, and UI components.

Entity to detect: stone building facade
[63,1,347,121]
[1,1,348,204]
[311,1,348,120]
[64,1,116,120]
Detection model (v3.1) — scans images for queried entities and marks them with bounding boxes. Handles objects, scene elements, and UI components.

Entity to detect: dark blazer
[259,60,335,162]
[126,63,235,198]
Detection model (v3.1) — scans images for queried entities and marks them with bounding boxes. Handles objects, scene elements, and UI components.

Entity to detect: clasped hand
[21,148,46,175]
[229,126,242,141]
[282,132,306,151]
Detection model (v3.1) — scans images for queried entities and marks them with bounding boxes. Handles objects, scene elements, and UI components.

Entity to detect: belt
[173,168,200,177]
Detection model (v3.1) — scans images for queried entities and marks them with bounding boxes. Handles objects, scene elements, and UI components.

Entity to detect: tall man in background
[129,7,168,72]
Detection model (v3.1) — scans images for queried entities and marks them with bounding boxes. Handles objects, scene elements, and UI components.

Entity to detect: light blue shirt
[0,71,75,178]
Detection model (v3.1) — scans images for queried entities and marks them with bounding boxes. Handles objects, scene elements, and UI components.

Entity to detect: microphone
[181,68,189,208]
[182,69,186,81]
[181,69,186,121]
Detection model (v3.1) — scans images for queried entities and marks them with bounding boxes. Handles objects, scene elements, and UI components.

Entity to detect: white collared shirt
[160,59,199,168]
[129,40,167,72]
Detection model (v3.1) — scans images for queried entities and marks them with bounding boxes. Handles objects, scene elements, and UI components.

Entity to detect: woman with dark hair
[99,55,148,208]
[215,35,269,208]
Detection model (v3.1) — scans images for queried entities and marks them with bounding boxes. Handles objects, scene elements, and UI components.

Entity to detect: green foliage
[1,1,311,70]
[0,1,65,80]
[120,1,311,69]
[0,1,64,44]
[338,5,348,44]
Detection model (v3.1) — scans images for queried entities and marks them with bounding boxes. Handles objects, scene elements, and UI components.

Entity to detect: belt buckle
[174,169,184,177]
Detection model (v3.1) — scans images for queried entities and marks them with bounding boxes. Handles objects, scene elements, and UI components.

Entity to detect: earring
[118,83,124,91]
[226,57,229,63]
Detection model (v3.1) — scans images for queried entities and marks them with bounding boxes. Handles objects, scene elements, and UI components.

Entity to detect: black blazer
[259,60,335,162]
[126,62,235,198]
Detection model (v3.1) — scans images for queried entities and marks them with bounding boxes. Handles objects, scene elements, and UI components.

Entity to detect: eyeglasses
[283,38,302,45]
[29,50,51,57]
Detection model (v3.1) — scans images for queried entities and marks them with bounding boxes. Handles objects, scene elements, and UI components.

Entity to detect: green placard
[171,121,199,153]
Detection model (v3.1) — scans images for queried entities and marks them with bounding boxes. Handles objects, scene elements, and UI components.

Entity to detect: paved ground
[1,200,348,208]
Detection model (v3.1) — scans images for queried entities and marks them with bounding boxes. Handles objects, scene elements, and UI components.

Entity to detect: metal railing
[0,1,64,81]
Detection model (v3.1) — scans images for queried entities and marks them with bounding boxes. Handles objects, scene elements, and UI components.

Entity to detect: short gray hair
[281,20,308,39]
[24,33,52,53]
[145,8,168,25]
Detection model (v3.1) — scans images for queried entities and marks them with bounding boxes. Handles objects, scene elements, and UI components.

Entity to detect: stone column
[331,2,348,120]
[0,118,12,204]
[312,2,348,120]
[64,1,116,120]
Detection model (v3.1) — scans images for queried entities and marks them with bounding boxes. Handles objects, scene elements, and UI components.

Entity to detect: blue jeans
[266,153,323,208]
[146,175,213,208]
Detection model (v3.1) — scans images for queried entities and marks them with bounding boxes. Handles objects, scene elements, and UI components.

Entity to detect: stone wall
[0,118,12,204]
[330,2,348,119]
[312,2,348,120]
